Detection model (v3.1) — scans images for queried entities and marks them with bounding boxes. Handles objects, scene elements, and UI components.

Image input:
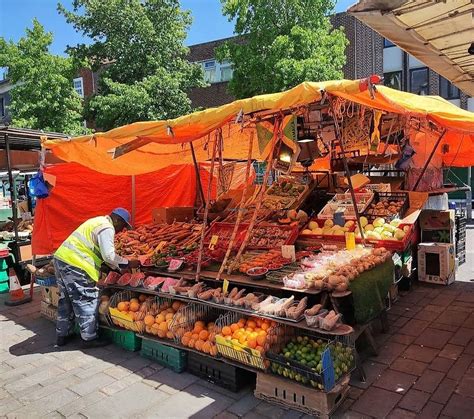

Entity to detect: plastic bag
[28,172,49,199]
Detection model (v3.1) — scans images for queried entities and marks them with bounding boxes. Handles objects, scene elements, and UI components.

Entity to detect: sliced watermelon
[117,273,132,286]
[104,271,121,285]
[129,272,146,287]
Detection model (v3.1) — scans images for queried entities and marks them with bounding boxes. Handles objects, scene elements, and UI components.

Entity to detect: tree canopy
[59,0,205,130]
[217,0,348,98]
[0,19,86,135]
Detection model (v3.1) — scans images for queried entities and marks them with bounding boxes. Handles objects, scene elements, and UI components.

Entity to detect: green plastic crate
[73,325,123,345]
[140,338,187,373]
[112,329,142,352]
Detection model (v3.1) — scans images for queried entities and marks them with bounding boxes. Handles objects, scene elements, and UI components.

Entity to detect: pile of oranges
[143,300,186,339]
[180,320,218,356]
[218,317,276,353]
[113,294,149,331]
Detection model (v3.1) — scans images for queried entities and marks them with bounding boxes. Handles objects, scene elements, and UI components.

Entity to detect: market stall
[34,77,474,417]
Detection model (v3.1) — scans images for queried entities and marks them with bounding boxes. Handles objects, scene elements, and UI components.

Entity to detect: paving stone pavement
[1,277,474,418]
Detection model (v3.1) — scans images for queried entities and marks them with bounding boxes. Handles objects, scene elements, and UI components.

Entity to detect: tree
[0,19,86,135]
[59,0,205,130]
[217,0,348,98]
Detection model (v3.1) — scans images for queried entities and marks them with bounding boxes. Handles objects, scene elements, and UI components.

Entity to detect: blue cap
[111,208,132,229]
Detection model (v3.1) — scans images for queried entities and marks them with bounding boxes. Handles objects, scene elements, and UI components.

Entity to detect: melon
[373,217,385,228]
[394,229,406,240]
[359,216,368,227]
[324,219,334,228]
[308,221,319,230]
[364,224,374,232]
[301,229,313,235]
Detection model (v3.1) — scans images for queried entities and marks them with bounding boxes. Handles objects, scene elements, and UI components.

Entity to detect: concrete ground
[0,227,473,418]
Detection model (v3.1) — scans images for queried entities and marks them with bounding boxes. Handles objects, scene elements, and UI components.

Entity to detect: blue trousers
[53,258,99,341]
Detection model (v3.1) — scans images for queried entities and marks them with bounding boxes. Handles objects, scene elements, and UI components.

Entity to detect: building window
[220,60,233,82]
[410,68,429,95]
[0,97,4,117]
[439,76,460,99]
[384,71,402,90]
[73,77,84,98]
[202,60,216,83]
[384,38,395,48]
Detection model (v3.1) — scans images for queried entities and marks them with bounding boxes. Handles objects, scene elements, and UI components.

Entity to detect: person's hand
[128,259,140,269]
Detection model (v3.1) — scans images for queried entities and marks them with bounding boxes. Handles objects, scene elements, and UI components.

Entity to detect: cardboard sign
[209,235,219,250]
[345,232,356,250]
[281,245,296,262]
[223,278,229,294]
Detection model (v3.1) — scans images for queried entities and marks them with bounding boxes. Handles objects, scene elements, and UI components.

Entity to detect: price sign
[209,235,219,250]
[222,278,229,294]
[281,245,296,262]
[155,241,167,252]
[345,232,355,250]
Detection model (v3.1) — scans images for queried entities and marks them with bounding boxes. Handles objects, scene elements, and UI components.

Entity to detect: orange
[182,336,190,346]
[193,324,204,334]
[256,318,263,327]
[172,301,181,311]
[129,301,140,312]
[255,345,265,354]
[165,313,174,321]
[192,333,199,341]
[261,322,270,331]
[230,323,239,333]
[188,339,195,348]
[130,298,139,304]
[166,331,174,339]
[207,322,215,330]
[144,314,155,326]
[238,335,247,345]
[247,338,257,349]
[237,319,246,327]
[158,322,168,332]
[155,314,166,324]
[247,320,257,329]
[222,326,232,336]
[258,330,267,337]
[139,294,147,302]
[157,330,166,338]
[210,345,218,356]
[208,332,215,342]
[199,330,209,341]
[256,335,266,346]
[245,327,254,333]
[183,331,193,339]
[202,341,211,353]
[195,320,206,329]
[195,340,204,351]
[117,302,128,312]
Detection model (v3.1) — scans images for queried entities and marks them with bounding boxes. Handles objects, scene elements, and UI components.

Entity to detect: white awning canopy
[349,0,474,96]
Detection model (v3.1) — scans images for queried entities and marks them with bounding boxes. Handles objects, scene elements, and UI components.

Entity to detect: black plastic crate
[187,351,255,392]
[363,192,409,222]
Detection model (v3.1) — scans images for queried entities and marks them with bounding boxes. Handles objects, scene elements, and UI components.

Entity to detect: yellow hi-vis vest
[55,216,113,282]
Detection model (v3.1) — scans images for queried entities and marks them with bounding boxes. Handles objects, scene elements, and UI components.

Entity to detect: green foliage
[0,19,87,135]
[59,0,205,130]
[217,0,348,98]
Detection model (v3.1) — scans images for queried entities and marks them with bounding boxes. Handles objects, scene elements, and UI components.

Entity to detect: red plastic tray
[298,219,355,242]
[356,223,414,252]
[204,222,249,249]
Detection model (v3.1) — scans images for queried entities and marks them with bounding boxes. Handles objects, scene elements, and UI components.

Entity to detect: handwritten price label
[222,278,229,294]
[209,235,219,250]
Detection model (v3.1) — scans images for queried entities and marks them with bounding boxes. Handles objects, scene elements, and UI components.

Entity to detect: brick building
[188,12,472,111]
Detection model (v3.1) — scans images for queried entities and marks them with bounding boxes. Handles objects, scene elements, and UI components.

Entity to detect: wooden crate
[254,373,349,419]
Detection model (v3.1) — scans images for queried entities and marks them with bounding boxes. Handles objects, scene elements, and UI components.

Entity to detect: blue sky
[0,0,356,55]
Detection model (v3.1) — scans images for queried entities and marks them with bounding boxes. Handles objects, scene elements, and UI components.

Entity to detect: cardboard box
[41,285,60,307]
[419,210,454,231]
[418,243,455,285]
[152,207,194,224]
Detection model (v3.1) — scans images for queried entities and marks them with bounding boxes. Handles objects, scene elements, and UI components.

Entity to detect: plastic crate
[140,338,187,372]
[187,351,255,392]
[113,328,142,351]
[363,192,409,222]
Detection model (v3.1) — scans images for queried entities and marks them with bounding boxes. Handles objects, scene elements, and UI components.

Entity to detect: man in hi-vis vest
[54,208,139,348]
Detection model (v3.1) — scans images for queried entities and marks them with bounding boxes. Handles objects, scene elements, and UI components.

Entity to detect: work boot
[81,337,111,349]
[54,335,74,348]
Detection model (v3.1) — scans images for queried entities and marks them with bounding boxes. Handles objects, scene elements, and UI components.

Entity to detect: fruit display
[268,335,354,390]
[262,178,307,210]
[363,192,408,220]
[295,246,392,291]
[115,222,202,258]
[238,249,291,273]
[179,320,218,355]
[109,293,153,332]
[248,224,299,249]
[143,299,187,339]
[317,192,373,220]
[356,216,410,242]
[300,218,355,238]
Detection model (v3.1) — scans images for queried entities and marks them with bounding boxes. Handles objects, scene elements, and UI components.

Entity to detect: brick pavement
[1,280,474,418]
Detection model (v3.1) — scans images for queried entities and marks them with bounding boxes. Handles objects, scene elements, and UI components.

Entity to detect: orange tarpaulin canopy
[43,80,474,174]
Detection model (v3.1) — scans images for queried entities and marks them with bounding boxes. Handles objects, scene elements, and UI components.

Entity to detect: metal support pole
[5,133,19,243]
[190,142,206,207]
[467,166,472,220]
[413,129,447,191]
